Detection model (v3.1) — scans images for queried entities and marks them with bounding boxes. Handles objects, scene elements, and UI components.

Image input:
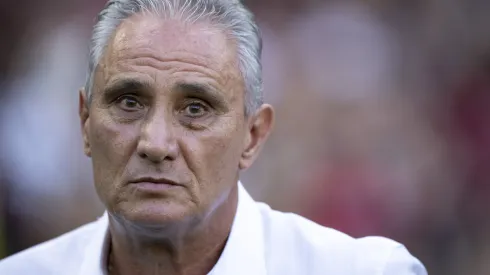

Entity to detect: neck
[108,185,239,275]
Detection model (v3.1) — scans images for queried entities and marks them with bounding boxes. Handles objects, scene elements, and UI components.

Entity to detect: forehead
[101,13,239,83]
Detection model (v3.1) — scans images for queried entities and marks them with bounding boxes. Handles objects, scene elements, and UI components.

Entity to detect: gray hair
[85,0,263,115]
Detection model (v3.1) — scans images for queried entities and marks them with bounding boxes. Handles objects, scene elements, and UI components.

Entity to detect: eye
[183,102,208,118]
[115,95,143,111]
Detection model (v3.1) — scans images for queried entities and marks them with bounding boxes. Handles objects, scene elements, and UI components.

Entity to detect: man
[0,0,427,274]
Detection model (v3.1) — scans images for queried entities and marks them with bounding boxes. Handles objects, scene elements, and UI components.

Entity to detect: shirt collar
[208,182,267,275]
[78,181,267,275]
[78,212,110,275]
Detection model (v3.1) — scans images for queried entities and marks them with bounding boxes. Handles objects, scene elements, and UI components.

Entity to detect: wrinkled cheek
[194,134,241,200]
[89,115,131,206]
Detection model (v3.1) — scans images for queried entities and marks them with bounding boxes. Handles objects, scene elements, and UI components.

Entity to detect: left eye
[183,102,208,117]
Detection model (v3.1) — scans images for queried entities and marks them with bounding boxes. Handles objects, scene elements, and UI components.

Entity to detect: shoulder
[256,203,427,275]
[0,217,103,275]
[354,236,427,274]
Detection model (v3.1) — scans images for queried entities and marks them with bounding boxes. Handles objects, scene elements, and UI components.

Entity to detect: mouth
[129,177,182,191]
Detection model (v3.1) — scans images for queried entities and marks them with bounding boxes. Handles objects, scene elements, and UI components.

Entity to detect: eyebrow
[174,81,217,95]
[173,81,227,103]
[103,78,153,97]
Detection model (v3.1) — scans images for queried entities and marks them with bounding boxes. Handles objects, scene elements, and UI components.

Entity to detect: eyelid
[182,98,210,109]
[114,93,137,101]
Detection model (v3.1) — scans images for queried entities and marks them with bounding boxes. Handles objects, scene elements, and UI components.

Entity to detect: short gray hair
[85,0,263,115]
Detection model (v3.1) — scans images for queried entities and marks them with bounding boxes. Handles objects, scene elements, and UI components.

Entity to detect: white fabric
[0,183,427,275]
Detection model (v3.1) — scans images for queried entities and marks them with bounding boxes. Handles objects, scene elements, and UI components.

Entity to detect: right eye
[115,95,144,112]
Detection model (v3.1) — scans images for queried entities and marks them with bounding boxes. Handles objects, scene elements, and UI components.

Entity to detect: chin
[115,200,194,231]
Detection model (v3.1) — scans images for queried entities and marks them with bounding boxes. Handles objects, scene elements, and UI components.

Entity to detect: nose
[136,112,179,163]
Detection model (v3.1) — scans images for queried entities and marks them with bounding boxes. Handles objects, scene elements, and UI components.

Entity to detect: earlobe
[79,89,91,157]
[239,104,274,170]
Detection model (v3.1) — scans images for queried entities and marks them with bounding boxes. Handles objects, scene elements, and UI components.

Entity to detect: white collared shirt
[0,183,427,275]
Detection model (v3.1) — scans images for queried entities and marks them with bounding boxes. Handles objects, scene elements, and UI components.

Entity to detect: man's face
[80,14,264,226]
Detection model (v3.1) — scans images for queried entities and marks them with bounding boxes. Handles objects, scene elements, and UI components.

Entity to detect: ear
[239,104,274,170]
[79,89,92,157]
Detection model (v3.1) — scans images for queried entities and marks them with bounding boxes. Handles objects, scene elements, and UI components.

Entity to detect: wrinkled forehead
[102,13,240,77]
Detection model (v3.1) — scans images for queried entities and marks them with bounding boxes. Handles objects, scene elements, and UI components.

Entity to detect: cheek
[89,112,138,199]
[183,120,244,193]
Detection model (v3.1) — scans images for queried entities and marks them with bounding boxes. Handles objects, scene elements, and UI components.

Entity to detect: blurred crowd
[1,1,490,274]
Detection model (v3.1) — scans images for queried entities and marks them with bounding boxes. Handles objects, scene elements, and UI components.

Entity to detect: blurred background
[1,0,490,274]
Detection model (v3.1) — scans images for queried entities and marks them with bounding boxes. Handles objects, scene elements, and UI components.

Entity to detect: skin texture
[79,13,273,275]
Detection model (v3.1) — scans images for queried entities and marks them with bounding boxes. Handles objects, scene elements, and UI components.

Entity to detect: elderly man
[0,0,427,274]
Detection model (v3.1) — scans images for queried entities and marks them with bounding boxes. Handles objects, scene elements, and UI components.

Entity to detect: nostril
[138,151,148,159]
[138,150,175,163]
